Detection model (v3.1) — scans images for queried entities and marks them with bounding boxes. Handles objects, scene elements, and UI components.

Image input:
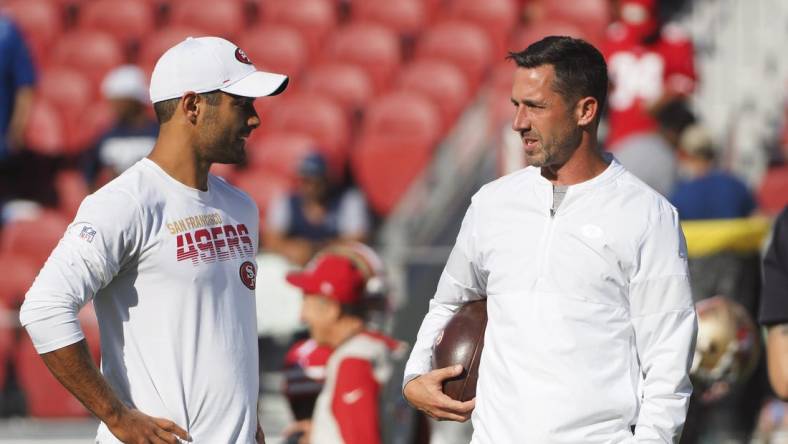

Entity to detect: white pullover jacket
[404,159,697,443]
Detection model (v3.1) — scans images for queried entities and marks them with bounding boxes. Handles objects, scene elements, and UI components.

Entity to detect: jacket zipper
[537,209,556,279]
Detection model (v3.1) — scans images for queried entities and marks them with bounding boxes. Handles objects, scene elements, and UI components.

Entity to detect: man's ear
[181,92,199,124]
[576,96,598,127]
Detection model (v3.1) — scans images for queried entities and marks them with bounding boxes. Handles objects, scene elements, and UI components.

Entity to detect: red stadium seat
[0,0,63,67]
[232,171,291,222]
[37,69,114,154]
[416,21,493,90]
[239,26,309,81]
[209,163,238,181]
[37,67,94,120]
[301,63,374,119]
[138,26,203,73]
[0,210,70,268]
[15,305,101,417]
[352,0,426,39]
[263,0,337,57]
[65,100,117,155]
[541,0,611,46]
[24,99,66,156]
[169,0,245,40]
[758,166,788,216]
[246,132,320,180]
[0,300,12,392]
[78,0,156,47]
[447,0,518,56]
[50,30,125,86]
[0,253,38,308]
[396,60,470,131]
[509,20,589,52]
[56,169,90,218]
[352,92,442,215]
[264,94,350,175]
[325,23,401,93]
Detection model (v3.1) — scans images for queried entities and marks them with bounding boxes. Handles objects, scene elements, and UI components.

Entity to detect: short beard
[199,110,245,165]
[527,126,582,169]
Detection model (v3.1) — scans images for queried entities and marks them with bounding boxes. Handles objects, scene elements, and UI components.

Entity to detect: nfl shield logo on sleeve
[79,226,97,243]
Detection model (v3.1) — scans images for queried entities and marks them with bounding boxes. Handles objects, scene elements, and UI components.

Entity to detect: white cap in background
[149,36,288,104]
[102,65,150,103]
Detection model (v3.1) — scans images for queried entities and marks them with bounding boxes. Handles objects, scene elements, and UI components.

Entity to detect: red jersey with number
[603,22,697,148]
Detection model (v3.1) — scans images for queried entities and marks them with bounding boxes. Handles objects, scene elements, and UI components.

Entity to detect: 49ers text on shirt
[169,212,255,265]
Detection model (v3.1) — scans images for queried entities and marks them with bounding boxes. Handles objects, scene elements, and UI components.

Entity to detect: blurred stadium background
[0,0,786,443]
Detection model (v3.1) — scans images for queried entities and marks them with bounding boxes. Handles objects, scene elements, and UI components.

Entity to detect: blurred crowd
[0,0,787,443]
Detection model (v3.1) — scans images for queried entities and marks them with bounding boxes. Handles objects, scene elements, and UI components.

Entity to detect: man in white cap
[19,36,288,443]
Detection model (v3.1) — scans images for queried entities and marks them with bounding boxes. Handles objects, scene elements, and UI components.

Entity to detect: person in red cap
[602,0,697,197]
[285,252,404,444]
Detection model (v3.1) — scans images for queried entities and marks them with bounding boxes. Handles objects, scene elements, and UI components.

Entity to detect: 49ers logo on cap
[240,261,257,290]
[234,48,252,65]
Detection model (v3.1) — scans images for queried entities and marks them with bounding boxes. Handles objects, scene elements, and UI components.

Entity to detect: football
[431,299,487,402]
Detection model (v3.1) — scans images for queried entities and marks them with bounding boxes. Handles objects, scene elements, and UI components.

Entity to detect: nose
[512,105,531,133]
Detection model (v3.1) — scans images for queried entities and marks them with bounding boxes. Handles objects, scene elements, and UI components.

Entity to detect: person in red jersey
[286,251,405,444]
[603,0,697,196]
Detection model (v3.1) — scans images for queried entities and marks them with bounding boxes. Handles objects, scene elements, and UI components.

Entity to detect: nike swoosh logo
[341,388,363,404]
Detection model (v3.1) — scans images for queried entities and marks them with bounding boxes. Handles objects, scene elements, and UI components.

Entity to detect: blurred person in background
[757,208,788,443]
[602,0,697,196]
[670,124,756,220]
[0,14,36,202]
[82,65,158,189]
[281,338,333,444]
[285,250,404,444]
[760,207,788,397]
[264,152,370,266]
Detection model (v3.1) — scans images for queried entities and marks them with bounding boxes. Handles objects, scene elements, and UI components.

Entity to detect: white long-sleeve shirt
[404,159,697,444]
[20,158,260,443]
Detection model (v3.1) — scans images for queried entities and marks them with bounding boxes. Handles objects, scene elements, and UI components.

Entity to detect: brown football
[431,299,487,401]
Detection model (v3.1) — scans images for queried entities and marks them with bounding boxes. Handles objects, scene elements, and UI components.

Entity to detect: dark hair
[153,90,223,124]
[507,36,608,116]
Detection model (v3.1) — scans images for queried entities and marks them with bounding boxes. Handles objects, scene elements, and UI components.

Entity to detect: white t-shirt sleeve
[629,202,697,442]
[19,189,144,354]
[337,189,370,237]
[266,194,290,233]
[403,195,487,386]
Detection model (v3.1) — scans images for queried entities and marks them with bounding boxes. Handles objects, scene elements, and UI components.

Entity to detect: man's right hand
[403,365,475,422]
[108,408,190,444]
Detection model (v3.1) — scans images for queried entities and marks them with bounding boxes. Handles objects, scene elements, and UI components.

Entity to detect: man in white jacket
[403,36,697,443]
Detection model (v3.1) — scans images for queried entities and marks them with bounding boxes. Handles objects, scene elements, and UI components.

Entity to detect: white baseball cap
[149,36,288,104]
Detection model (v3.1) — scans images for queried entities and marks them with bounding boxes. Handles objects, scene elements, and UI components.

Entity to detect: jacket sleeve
[331,358,381,444]
[402,196,487,386]
[629,203,697,443]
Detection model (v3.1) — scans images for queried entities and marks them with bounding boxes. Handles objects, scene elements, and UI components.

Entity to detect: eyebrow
[511,98,546,107]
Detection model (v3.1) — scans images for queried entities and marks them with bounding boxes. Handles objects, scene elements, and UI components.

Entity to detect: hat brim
[221,70,289,98]
[286,272,321,295]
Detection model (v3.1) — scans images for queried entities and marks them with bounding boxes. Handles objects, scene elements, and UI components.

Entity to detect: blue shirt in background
[670,170,756,220]
[0,16,36,159]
